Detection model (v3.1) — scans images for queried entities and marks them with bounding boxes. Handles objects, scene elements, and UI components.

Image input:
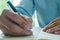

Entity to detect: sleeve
[56,0,60,13]
[15,0,35,17]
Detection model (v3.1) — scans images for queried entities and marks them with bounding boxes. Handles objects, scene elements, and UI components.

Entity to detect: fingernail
[27,23,32,29]
[24,23,32,30]
[24,25,28,29]
[54,32,58,34]
[46,29,52,33]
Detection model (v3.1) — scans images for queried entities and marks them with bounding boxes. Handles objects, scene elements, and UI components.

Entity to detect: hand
[0,9,32,36]
[43,17,60,35]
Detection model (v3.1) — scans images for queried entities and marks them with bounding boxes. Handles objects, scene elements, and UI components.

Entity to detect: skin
[0,9,32,36]
[43,17,60,35]
[0,9,60,36]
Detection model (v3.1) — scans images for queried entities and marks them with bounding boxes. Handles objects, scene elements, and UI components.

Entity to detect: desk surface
[0,27,41,40]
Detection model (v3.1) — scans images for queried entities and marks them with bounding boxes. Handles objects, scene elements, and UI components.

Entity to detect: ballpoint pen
[7,1,20,15]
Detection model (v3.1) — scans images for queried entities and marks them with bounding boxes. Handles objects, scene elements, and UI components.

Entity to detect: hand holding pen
[0,1,33,36]
[7,1,32,30]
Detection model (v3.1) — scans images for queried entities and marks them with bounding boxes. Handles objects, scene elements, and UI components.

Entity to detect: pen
[7,1,17,12]
[7,1,30,30]
[7,1,20,15]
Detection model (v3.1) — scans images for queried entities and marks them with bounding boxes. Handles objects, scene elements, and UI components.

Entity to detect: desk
[0,27,41,40]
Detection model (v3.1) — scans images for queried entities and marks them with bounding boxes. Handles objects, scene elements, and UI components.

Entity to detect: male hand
[43,17,60,35]
[0,9,32,36]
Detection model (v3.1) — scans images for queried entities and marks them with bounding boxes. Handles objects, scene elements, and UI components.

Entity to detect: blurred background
[0,0,13,12]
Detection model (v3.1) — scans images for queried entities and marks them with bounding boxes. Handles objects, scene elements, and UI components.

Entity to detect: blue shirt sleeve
[15,0,35,17]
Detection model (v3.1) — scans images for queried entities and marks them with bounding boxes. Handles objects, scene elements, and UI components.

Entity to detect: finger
[0,14,22,33]
[0,23,23,36]
[26,18,32,23]
[43,22,56,32]
[0,23,14,35]
[0,15,25,34]
[54,30,60,35]
[43,17,60,32]
[43,20,60,32]
[1,9,25,27]
[0,22,32,36]
[21,15,33,23]
[6,15,32,30]
[25,23,32,30]
[18,16,33,30]
[46,25,60,34]
[20,15,32,29]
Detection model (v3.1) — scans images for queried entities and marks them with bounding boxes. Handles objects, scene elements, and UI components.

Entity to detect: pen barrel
[7,1,17,12]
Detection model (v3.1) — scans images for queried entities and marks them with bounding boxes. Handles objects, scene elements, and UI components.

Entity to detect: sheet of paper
[38,30,60,40]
